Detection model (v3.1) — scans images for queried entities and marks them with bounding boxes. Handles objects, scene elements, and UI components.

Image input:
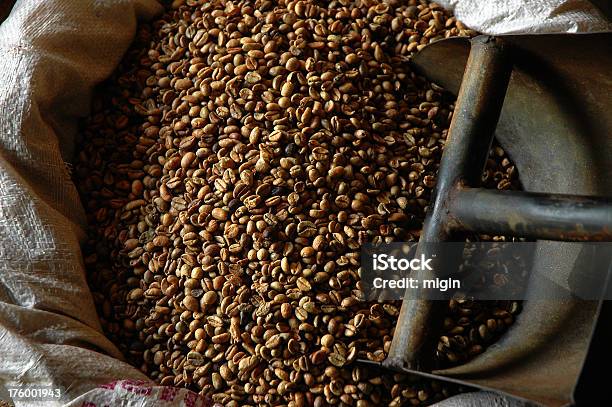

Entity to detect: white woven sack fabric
[437,0,612,34]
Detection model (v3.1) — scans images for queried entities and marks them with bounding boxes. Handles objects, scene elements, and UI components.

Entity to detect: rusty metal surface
[448,188,612,241]
[379,33,612,406]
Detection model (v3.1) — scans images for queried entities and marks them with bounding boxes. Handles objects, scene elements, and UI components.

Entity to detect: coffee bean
[202,291,218,305]
[183,295,199,312]
[212,208,228,221]
[296,277,312,292]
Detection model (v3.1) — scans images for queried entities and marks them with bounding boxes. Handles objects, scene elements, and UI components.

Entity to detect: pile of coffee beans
[75,0,520,405]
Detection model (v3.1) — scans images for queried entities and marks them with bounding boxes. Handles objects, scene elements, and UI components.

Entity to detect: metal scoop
[360,33,612,406]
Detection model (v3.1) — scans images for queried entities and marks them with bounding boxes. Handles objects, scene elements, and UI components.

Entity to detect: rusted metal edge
[447,188,612,242]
